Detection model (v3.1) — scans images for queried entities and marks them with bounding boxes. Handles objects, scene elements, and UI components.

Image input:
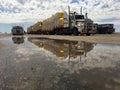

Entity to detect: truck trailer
[97,24,115,34]
[27,21,42,34]
[93,23,115,34]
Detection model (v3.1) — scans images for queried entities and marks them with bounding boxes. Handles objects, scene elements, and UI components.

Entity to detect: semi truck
[11,26,25,35]
[27,7,94,36]
[41,11,94,36]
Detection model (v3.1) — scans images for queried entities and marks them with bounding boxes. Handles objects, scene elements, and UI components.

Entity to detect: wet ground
[0,36,120,90]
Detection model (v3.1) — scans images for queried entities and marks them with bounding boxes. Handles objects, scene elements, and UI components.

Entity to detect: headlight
[81,23,84,26]
[77,22,84,26]
[77,23,81,26]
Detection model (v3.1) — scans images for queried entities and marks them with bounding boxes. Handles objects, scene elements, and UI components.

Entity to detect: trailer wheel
[73,27,78,36]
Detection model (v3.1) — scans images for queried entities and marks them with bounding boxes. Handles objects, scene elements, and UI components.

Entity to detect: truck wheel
[108,32,112,34]
[86,33,91,36]
[73,28,78,36]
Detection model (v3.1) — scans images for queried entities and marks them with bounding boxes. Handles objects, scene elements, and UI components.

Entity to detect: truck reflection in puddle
[28,37,95,60]
[12,36,24,44]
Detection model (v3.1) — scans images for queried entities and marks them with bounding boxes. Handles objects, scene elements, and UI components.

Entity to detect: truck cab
[70,12,93,35]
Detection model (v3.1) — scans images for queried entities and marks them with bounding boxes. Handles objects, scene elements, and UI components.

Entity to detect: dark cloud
[114,0,120,2]
[101,4,109,9]
[71,0,79,3]
[93,1,100,6]
[17,0,30,4]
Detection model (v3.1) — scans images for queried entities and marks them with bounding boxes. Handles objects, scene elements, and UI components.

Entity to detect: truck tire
[73,27,78,36]
[108,32,112,34]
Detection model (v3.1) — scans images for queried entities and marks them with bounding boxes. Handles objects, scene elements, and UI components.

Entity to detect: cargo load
[27,21,42,34]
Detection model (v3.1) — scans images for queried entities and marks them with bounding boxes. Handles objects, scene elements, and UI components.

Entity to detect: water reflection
[28,37,95,60]
[1,37,120,90]
[12,36,24,44]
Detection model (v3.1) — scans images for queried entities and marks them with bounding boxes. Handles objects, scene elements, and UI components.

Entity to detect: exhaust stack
[85,13,88,19]
[80,7,82,15]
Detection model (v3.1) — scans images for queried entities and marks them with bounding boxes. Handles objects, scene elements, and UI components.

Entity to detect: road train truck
[27,8,94,36]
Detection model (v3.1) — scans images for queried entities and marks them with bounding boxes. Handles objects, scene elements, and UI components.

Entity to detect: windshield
[75,15,84,19]
[13,26,23,29]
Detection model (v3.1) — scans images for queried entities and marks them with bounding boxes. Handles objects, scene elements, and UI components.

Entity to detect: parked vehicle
[11,26,25,35]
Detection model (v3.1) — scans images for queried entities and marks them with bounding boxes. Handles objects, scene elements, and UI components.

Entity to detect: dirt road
[28,33,120,44]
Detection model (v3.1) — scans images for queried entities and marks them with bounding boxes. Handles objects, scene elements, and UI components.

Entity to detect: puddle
[0,36,120,90]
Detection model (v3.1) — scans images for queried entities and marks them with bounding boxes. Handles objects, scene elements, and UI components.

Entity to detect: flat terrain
[0,33,11,38]
[0,33,120,44]
[0,34,10,48]
[0,42,3,48]
[0,34,120,90]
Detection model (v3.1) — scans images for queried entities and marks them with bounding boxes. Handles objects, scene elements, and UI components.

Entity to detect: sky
[0,0,120,33]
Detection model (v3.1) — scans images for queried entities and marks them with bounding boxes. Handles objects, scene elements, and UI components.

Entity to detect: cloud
[0,0,120,30]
